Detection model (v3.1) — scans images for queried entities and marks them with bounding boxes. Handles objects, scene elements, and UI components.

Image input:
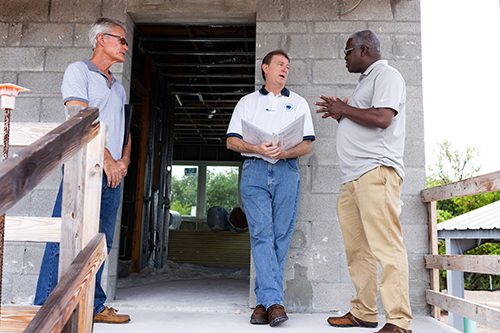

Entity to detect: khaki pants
[337,166,412,330]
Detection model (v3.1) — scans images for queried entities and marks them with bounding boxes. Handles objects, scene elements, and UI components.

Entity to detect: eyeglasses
[344,45,367,56]
[102,33,128,47]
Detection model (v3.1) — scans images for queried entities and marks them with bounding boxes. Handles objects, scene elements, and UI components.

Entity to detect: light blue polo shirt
[61,59,127,161]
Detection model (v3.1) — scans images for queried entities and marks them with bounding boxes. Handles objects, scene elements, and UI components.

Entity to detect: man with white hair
[34,17,132,324]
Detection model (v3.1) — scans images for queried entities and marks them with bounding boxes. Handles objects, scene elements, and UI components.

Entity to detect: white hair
[88,17,126,50]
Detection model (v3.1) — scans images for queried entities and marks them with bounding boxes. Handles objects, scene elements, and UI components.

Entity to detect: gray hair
[89,17,126,50]
[350,30,381,53]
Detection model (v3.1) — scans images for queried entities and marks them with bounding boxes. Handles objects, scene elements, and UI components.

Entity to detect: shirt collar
[259,85,290,97]
[359,59,388,82]
[83,58,116,84]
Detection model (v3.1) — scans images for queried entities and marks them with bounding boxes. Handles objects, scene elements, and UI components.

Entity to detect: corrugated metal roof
[437,200,500,231]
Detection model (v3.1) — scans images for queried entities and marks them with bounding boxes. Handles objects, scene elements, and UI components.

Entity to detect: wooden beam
[424,254,500,275]
[23,233,107,333]
[0,123,59,148]
[427,201,440,319]
[0,305,41,332]
[426,289,500,329]
[0,107,99,217]
[421,170,500,202]
[131,55,152,273]
[4,216,60,243]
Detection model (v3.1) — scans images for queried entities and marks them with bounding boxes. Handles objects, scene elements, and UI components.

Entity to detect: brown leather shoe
[94,306,131,324]
[327,312,377,328]
[250,305,269,324]
[267,304,288,327]
[375,323,412,333]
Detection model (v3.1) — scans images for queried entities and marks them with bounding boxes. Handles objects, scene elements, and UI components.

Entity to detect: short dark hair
[261,49,290,81]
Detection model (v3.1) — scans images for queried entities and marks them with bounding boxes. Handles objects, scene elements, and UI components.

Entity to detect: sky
[421,1,500,175]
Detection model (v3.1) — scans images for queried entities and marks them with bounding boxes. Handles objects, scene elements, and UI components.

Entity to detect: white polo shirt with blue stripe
[226,86,315,160]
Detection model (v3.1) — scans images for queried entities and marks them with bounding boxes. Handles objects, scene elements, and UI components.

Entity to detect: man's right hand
[103,149,124,188]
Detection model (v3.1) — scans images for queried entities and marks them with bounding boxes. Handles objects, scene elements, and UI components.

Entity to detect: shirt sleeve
[226,98,244,139]
[371,69,405,116]
[61,62,89,106]
[298,97,316,141]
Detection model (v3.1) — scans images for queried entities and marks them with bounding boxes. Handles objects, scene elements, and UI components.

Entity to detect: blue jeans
[239,158,300,309]
[34,172,121,315]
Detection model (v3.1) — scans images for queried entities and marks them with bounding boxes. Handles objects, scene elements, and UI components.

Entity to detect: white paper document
[241,115,304,163]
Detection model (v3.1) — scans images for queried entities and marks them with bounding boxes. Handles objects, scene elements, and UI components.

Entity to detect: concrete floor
[93,273,459,333]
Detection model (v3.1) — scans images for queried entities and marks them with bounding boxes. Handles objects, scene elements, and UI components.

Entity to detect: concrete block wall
[251,0,428,314]
[1,0,429,316]
[0,0,133,305]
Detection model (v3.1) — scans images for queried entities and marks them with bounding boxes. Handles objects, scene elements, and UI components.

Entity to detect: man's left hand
[314,95,346,121]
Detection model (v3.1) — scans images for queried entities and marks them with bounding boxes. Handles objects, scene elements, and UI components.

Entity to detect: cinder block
[404,138,426,168]
[49,0,101,23]
[408,253,430,282]
[289,34,338,60]
[409,281,430,315]
[102,0,129,24]
[392,60,421,86]
[313,59,357,85]
[311,221,345,252]
[286,59,307,84]
[394,35,422,60]
[45,48,93,72]
[41,97,65,122]
[21,23,73,47]
[30,189,58,217]
[310,250,344,283]
[11,274,38,304]
[255,35,281,60]
[34,166,62,190]
[297,193,338,222]
[403,223,429,254]
[0,0,50,22]
[338,0,393,21]
[394,0,421,21]
[369,22,421,35]
[290,0,338,22]
[18,72,64,95]
[257,22,308,35]
[290,220,311,249]
[7,192,31,216]
[400,166,426,195]
[2,72,18,84]
[7,23,23,47]
[309,139,338,167]
[0,47,44,71]
[1,271,13,303]
[0,23,8,47]
[311,281,356,312]
[9,97,41,122]
[315,21,368,34]
[311,165,341,194]
[3,243,26,275]
[400,194,428,225]
[74,24,92,48]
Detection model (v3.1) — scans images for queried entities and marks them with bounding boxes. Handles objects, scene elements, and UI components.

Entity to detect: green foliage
[427,141,500,290]
[205,168,239,214]
[170,167,239,217]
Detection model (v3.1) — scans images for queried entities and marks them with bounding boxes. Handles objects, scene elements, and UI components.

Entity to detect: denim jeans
[34,172,121,315]
[239,158,301,309]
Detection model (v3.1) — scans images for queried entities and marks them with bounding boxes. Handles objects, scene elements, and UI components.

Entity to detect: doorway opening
[120,23,256,275]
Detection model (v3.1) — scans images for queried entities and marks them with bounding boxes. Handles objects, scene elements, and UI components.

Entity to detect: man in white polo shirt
[226,49,315,327]
[315,30,412,333]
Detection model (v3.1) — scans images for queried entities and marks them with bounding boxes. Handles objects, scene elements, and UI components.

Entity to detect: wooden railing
[422,170,500,330]
[0,107,107,332]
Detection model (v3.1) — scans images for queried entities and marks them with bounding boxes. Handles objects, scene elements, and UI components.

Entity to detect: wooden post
[131,56,152,273]
[428,201,441,320]
[77,123,106,333]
